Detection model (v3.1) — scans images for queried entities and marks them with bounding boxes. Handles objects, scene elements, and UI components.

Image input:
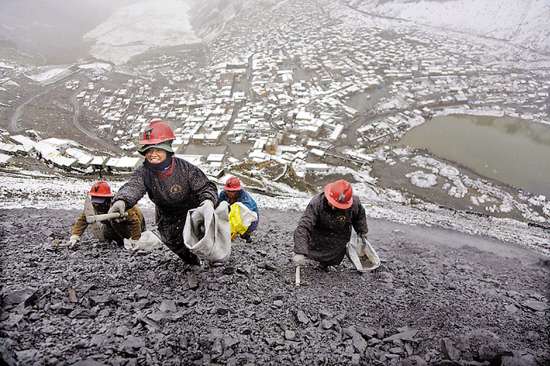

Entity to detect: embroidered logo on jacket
[335,214,347,224]
[170,184,183,194]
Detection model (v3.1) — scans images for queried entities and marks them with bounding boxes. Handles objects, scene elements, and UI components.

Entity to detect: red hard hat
[224,176,242,191]
[89,180,113,197]
[138,118,175,146]
[324,179,353,209]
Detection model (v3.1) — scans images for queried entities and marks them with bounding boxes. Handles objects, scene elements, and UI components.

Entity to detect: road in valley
[69,92,116,151]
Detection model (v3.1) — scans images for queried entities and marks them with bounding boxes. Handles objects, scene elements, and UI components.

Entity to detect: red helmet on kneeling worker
[89,180,113,204]
[324,179,353,209]
[224,176,242,191]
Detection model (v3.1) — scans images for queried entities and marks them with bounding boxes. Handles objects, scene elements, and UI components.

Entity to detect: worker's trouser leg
[240,219,258,243]
[157,214,200,265]
[315,253,346,268]
[103,226,124,246]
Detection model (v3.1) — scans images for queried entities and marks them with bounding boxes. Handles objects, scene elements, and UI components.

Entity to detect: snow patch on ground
[4,80,19,88]
[330,1,550,68]
[84,0,200,65]
[1,172,548,256]
[348,0,550,53]
[411,156,468,198]
[78,63,113,72]
[406,171,438,188]
[435,108,505,118]
[26,67,69,83]
[0,62,15,70]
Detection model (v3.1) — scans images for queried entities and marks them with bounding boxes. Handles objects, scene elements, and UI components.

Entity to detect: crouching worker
[69,180,145,247]
[108,119,218,266]
[293,179,368,271]
[219,176,259,243]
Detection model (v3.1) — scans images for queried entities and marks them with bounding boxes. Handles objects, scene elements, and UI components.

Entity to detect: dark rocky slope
[1,208,548,365]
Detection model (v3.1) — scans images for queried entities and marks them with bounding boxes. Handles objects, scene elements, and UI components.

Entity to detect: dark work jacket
[114,157,218,217]
[293,193,368,265]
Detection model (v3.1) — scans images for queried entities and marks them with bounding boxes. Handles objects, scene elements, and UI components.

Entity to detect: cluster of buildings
[61,1,546,179]
[0,129,141,173]
[1,0,548,188]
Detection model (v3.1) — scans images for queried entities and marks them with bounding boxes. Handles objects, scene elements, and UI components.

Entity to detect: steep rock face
[345,0,550,53]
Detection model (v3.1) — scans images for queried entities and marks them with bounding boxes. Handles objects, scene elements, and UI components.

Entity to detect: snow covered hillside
[84,0,201,65]
[84,0,282,64]
[346,0,550,54]
[1,172,548,257]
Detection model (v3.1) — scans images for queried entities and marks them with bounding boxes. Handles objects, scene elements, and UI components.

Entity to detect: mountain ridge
[345,0,550,54]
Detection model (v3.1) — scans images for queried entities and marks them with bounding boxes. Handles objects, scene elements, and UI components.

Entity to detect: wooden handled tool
[85,212,127,224]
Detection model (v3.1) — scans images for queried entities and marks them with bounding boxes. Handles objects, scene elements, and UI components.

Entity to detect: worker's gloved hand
[293,254,306,266]
[108,200,126,222]
[69,235,80,248]
[108,200,126,215]
[199,200,214,209]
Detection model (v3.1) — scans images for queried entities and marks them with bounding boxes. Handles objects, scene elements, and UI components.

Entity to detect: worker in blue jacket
[218,176,259,242]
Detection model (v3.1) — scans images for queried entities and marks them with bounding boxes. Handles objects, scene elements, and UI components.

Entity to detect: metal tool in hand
[85,212,128,224]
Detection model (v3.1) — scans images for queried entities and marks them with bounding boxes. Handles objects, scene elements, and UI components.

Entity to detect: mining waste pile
[1,208,548,365]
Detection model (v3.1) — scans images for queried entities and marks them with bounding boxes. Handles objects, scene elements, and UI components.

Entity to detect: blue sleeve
[239,191,258,214]
[219,191,227,202]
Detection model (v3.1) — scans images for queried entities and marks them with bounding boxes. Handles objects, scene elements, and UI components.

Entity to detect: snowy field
[84,0,200,65]
[25,67,71,83]
[1,171,548,257]
[346,0,550,54]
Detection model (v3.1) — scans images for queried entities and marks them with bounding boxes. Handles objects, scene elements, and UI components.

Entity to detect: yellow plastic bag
[229,203,248,240]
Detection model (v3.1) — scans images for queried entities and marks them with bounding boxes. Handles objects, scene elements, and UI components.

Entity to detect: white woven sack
[124,230,163,253]
[233,202,258,228]
[347,230,381,272]
[183,201,231,263]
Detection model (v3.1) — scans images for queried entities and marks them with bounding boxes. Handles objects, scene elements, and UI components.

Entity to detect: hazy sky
[0,0,143,62]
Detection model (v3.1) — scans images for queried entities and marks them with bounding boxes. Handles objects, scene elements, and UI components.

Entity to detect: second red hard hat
[324,179,353,209]
[89,180,113,197]
[224,176,242,191]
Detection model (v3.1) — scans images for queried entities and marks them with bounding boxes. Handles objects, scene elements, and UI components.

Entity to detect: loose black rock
[0,208,548,365]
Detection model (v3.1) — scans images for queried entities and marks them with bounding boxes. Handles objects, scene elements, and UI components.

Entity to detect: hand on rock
[69,235,80,248]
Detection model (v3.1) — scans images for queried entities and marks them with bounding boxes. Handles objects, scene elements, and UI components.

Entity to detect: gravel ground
[1,208,549,365]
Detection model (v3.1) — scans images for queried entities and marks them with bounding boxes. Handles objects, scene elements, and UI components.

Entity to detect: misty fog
[0,0,151,63]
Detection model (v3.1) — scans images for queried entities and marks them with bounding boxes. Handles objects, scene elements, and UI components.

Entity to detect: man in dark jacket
[293,179,368,270]
[108,119,218,266]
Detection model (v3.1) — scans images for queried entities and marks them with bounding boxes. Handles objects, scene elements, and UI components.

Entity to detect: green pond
[399,114,550,197]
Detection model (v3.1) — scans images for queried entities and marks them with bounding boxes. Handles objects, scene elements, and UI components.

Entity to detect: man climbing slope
[293,179,368,271]
[108,118,217,266]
